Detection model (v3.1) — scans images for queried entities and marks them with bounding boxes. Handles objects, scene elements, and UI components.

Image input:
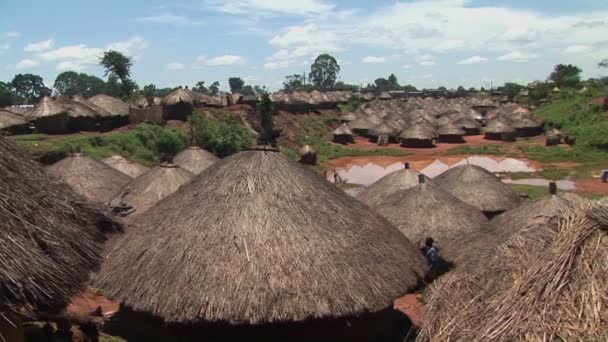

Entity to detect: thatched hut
[23,96,70,134]
[47,153,132,204]
[419,191,605,341]
[399,125,435,148]
[298,144,318,165]
[56,98,100,131]
[88,94,130,129]
[173,146,219,174]
[97,148,427,341]
[108,163,194,220]
[436,123,465,143]
[347,117,375,137]
[434,164,521,217]
[0,108,27,134]
[357,162,430,208]
[163,88,196,120]
[372,176,487,246]
[369,123,398,143]
[0,136,113,341]
[484,119,516,141]
[512,117,543,137]
[102,155,150,178]
[452,117,480,135]
[338,112,358,123]
[332,124,354,144]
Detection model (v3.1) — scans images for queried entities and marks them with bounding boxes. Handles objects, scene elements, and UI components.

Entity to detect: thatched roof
[357,162,430,208]
[436,123,465,136]
[452,117,480,129]
[0,108,26,130]
[420,194,605,341]
[348,117,375,130]
[173,146,219,175]
[88,94,130,116]
[56,98,99,118]
[483,119,515,134]
[366,114,383,125]
[512,117,542,129]
[434,165,521,213]
[71,95,111,117]
[163,88,196,106]
[97,149,427,324]
[298,144,316,155]
[372,178,487,246]
[399,125,435,140]
[333,123,353,136]
[23,96,66,120]
[101,155,150,178]
[338,112,358,122]
[369,123,398,137]
[0,136,111,314]
[47,154,132,204]
[109,163,194,220]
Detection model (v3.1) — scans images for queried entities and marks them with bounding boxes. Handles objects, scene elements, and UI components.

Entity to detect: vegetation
[309,54,340,89]
[99,50,136,97]
[337,97,362,112]
[188,110,253,157]
[228,77,245,93]
[498,82,525,100]
[54,71,107,97]
[510,184,551,200]
[548,64,582,88]
[256,93,280,146]
[10,73,51,104]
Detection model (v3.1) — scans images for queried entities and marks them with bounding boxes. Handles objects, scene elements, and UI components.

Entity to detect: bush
[188,110,253,157]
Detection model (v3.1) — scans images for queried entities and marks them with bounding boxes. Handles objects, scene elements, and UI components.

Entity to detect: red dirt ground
[67,286,119,319]
[394,294,425,328]
[575,178,608,194]
[349,135,511,155]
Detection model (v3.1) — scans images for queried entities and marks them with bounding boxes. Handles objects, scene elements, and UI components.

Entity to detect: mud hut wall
[400,138,434,148]
[32,114,70,134]
[333,134,354,144]
[164,103,193,121]
[437,135,465,144]
[129,106,164,124]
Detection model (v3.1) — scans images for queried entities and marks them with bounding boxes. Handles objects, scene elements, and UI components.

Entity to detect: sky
[1,0,607,91]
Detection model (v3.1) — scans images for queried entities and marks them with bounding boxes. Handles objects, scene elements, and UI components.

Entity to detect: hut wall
[400,138,434,148]
[99,116,130,132]
[299,153,318,166]
[129,106,164,124]
[67,117,99,132]
[352,128,371,137]
[333,134,353,144]
[1,123,30,135]
[164,102,193,121]
[515,127,543,138]
[32,114,70,134]
[437,134,465,143]
[462,127,480,135]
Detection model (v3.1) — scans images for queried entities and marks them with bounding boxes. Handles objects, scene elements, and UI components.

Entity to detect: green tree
[402,84,417,92]
[11,73,51,104]
[599,59,608,68]
[374,78,390,91]
[188,110,252,157]
[499,82,524,100]
[456,86,467,97]
[104,75,123,98]
[548,64,582,88]
[309,54,340,89]
[283,74,305,92]
[257,93,280,147]
[193,81,208,94]
[99,50,133,96]
[242,85,255,96]
[388,74,399,89]
[228,77,245,93]
[208,81,220,96]
[142,84,157,98]
[54,72,106,97]
[253,85,266,94]
[0,81,17,106]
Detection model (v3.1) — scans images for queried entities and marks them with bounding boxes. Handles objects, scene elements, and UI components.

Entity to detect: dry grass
[357,164,430,208]
[173,146,219,174]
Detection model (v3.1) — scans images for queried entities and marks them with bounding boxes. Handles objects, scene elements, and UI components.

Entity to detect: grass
[446,145,505,155]
[510,184,549,200]
[507,167,572,181]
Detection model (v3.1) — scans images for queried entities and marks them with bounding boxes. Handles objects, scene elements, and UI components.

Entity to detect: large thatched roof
[163,88,196,106]
[420,195,606,341]
[436,123,465,136]
[484,119,515,133]
[109,163,194,220]
[23,96,66,120]
[369,123,398,137]
[88,94,130,116]
[101,155,150,178]
[338,112,358,122]
[357,163,429,208]
[97,149,427,324]
[347,117,374,130]
[0,136,111,315]
[71,95,111,117]
[173,146,219,175]
[372,179,487,246]
[0,108,26,130]
[47,154,132,204]
[56,98,99,118]
[434,165,521,213]
[333,123,353,136]
[399,125,435,140]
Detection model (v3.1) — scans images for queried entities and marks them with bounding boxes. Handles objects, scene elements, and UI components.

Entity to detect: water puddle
[502,178,576,190]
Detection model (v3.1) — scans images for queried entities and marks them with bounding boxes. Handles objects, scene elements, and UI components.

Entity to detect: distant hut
[0,136,112,341]
[399,125,435,148]
[436,123,466,143]
[88,94,130,129]
[552,86,561,93]
[366,114,383,125]
[338,112,358,123]
[373,176,487,246]
[332,124,354,144]
[452,117,480,135]
[173,146,219,174]
[434,164,522,217]
[102,155,150,178]
[163,88,196,120]
[0,108,27,134]
[298,145,318,165]
[348,117,375,137]
[369,123,398,143]
[357,162,430,208]
[378,92,392,100]
[484,120,516,141]
[23,96,70,134]
[108,163,194,221]
[512,117,543,137]
[545,129,561,146]
[97,148,427,341]
[47,153,132,204]
[56,98,100,131]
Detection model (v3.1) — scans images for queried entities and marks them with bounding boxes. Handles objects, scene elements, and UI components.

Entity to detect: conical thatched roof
[56,98,99,118]
[23,96,66,120]
[484,119,515,133]
[0,108,26,130]
[173,146,219,175]
[348,117,375,130]
[434,165,522,213]
[47,154,132,204]
[512,117,541,129]
[452,117,480,129]
[88,94,130,116]
[163,88,196,106]
[97,149,427,324]
[373,178,487,246]
[357,163,430,208]
[369,122,397,137]
[71,95,111,117]
[436,123,465,136]
[338,112,358,122]
[333,123,353,136]
[110,163,194,220]
[0,136,111,314]
[298,144,316,155]
[366,114,383,125]
[101,155,150,178]
[399,125,435,140]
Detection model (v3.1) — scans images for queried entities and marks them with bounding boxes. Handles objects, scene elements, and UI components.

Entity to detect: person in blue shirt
[422,237,439,268]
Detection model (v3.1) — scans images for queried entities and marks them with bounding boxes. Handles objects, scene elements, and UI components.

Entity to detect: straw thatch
[348,117,375,134]
[173,146,219,175]
[434,165,521,214]
[333,123,353,136]
[23,96,66,120]
[372,179,487,246]
[56,98,99,118]
[338,112,358,122]
[0,136,111,316]
[452,117,480,135]
[71,95,111,117]
[163,88,196,106]
[357,163,430,208]
[0,108,26,130]
[102,155,150,178]
[88,94,130,116]
[368,123,398,138]
[109,163,194,220]
[47,154,132,204]
[419,195,607,341]
[436,123,465,136]
[484,119,517,141]
[97,149,427,324]
[399,125,435,140]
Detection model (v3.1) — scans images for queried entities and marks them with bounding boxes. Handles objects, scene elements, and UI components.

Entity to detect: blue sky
[1,0,607,91]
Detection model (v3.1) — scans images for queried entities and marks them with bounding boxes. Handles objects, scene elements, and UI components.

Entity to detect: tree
[242,85,255,96]
[438,86,447,91]
[0,82,18,106]
[599,59,608,68]
[104,75,123,98]
[374,78,390,91]
[141,84,157,98]
[402,84,417,92]
[193,81,208,94]
[208,81,220,96]
[54,72,106,97]
[99,50,133,96]
[499,82,524,100]
[468,87,477,92]
[388,74,399,89]
[253,85,266,94]
[456,86,467,97]
[228,77,245,93]
[11,73,51,104]
[309,54,340,89]
[548,64,582,88]
[283,74,305,92]
[257,93,280,147]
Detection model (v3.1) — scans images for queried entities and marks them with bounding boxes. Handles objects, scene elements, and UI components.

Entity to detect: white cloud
[24,39,54,52]
[563,45,592,54]
[167,62,185,70]
[458,56,488,65]
[420,61,436,67]
[107,36,149,60]
[56,61,87,72]
[5,31,20,38]
[432,40,465,52]
[206,55,247,66]
[362,56,386,64]
[135,13,202,26]
[401,64,411,69]
[263,60,290,70]
[496,50,541,62]
[38,44,103,62]
[207,0,334,16]
[15,58,39,70]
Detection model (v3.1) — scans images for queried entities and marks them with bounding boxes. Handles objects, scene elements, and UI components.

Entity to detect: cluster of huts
[333,97,545,147]
[2,127,606,341]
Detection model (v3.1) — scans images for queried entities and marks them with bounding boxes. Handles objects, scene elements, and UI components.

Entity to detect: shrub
[188,110,253,157]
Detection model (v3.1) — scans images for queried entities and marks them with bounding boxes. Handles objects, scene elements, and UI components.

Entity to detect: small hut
[357,162,430,208]
[332,124,354,144]
[298,145,318,165]
[88,94,130,129]
[369,123,398,144]
[545,129,561,146]
[163,88,196,120]
[47,153,132,204]
[436,123,466,143]
[23,96,70,134]
[347,117,375,137]
[173,146,219,174]
[338,112,358,123]
[108,163,194,220]
[484,120,516,141]
[56,98,100,131]
[0,108,28,134]
[399,125,435,148]
[452,117,480,135]
[434,164,522,217]
[96,148,427,341]
[102,155,150,178]
[0,136,113,341]
[512,117,543,137]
